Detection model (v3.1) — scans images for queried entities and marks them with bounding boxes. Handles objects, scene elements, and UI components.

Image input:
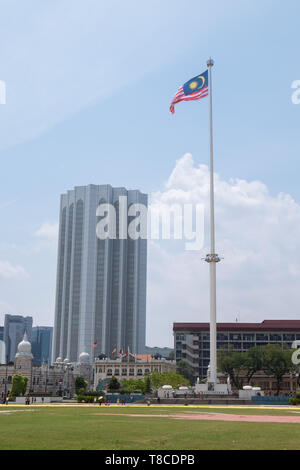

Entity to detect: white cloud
[147,154,300,347]
[0,261,28,279]
[34,222,58,241]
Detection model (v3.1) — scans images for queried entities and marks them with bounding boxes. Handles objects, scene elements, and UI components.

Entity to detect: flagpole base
[195,382,232,395]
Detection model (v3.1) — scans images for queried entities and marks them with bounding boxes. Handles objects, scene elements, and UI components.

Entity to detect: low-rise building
[94,351,176,389]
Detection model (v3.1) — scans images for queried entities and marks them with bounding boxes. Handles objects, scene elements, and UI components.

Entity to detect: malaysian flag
[170,70,209,114]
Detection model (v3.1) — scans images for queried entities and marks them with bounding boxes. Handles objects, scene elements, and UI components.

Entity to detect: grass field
[1,404,300,450]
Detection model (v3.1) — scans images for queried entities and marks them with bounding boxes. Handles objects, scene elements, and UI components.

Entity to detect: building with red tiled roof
[174,320,300,381]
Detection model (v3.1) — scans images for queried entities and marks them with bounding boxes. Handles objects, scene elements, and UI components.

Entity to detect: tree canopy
[261,344,293,395]
[176,360,195,384]
[149,371,189,390]
[9,374,28,397]
[75,376,88,395]
[120,371,189,393]
[218,344,294,395]
[217,347,247,389]
[107,376,120,392]
[121,378,146,393]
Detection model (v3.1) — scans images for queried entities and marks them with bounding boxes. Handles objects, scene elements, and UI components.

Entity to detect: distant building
[144,346,173,358]
[52,184,148,363]
[31,327,53,365]
[0,327,4,364]
[174,320,300,382]
[4,314,33,363]
[0,341,5,364]
[94,352,176,389]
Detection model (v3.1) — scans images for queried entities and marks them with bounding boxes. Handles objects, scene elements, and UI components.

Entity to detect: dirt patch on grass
[94,412,300,424]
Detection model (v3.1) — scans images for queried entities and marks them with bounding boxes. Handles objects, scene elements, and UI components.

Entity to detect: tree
[261,344,293,395]
[9,374,28,397]
[218,344,295,394]
[149,371,189,390]
[121,379,146,393]
[75,376,88,395]
[144,375,151,394]
[108,376,120,392]
[176,360,194,384]
[218,347,247,389]
[243,346,264,383]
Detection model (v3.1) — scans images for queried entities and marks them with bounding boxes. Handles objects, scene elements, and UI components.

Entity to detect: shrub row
[84,390,104,397]
[289,391,300,405]
[77,395,105,403]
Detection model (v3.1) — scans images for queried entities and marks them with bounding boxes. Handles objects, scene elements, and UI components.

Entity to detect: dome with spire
[15,332,33,358]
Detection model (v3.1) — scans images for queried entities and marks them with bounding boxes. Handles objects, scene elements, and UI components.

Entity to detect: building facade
[94,352,176,389]
[174,320,300,382]
[0,333,92,399]
[31,326,53,365]
[0,341,5,365]
[4,314,33,363]
[0,327,4,364]
[52,184,148,364]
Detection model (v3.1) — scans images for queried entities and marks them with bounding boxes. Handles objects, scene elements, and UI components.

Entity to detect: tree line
[218,344,299,395]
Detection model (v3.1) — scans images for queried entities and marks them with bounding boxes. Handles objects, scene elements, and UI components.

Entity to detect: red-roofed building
[174,320,300,383]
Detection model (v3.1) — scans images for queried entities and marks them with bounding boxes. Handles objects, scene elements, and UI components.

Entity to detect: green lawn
[1,405,300,450]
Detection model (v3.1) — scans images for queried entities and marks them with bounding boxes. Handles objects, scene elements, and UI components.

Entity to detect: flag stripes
[170,85,208,114]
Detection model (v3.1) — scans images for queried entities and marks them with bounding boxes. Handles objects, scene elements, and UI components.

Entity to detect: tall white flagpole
[205,58,220,387]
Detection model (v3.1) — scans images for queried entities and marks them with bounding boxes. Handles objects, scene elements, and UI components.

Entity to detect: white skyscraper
[52,184,147,363]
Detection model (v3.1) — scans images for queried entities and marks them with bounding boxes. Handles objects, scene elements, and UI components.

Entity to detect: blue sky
[0,0,300,347]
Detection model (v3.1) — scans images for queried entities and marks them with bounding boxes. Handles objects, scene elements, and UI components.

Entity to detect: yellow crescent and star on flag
[182,70,208,95]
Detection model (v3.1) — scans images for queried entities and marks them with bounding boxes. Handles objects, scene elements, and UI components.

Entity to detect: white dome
[79,351,90,364]
[56,357,62,363]
[64,358,70,363]
[243,385,252,390]
[15,333,33,358]
[179,386,189,390]
[162,385,173,390]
